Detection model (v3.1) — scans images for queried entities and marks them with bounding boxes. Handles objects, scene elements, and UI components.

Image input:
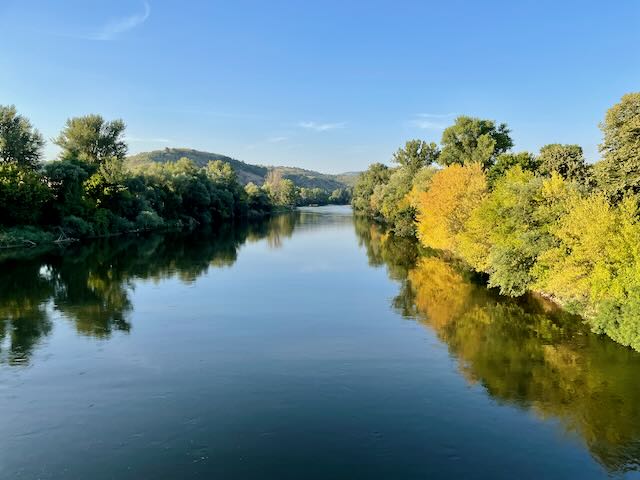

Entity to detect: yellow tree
[415,163,487,252]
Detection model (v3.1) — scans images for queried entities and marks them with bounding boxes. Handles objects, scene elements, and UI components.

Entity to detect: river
[1,206,639,479]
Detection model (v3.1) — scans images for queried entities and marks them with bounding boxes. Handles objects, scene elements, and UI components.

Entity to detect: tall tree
[0,105,44,169]
[415,163,488,252]
[55,114,127,165]
[594,92,640,201]
[392,139,439,173]
[351,163,390,216]
[538,144,590,185]
[487,152,539,186]
[439,116,513,169]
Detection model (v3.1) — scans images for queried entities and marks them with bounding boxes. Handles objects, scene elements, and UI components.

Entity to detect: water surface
[2,206,640,479]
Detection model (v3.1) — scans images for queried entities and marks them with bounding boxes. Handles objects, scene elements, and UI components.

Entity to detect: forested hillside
[128,148,357,191]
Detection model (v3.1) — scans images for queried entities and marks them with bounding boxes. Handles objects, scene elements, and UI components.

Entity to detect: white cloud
[298,121,345,132]
[91,1,151,41]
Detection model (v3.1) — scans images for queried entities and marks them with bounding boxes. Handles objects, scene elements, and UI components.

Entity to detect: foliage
[351,162,390,216]
[127,147,353,191]
[136,210,165,231]
[0,107,275,241]
[43,159,90,221]
[595,93,640,202]
[0,164,51,225]
[535,194,640,349]
[439,116,513,169]
[375,167,417,236]
[0,225,54,247]
[54,114,127,165]
[392,139,439,173]
[538,144,591,186]
[353,222,640,474]
[264,170,298,208]
[328,188,351,204]
[486,152,539,186]
[298,187,329,206]
[245,182,272,216]
[61,215,95,237]
[461,169,577,296]
[415,163,487,251]
[0,105,44,169]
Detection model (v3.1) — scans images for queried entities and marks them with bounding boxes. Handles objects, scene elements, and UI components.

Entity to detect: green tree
[462,168,577,296]
[594,93,640,202]
[43,160,90,221]
[55,114,127,165]
[351,163,390,216]
[328,188,350,204]
[264,170,298,208]
[538,144,590,185]
[0,164,51,224]
[245,182,272,215]
[392,139,439,173]
[439,116,513,169]
[0,105,44,169]
[83,157,130,214]
[486,152,539,186]
[276,179,298,208]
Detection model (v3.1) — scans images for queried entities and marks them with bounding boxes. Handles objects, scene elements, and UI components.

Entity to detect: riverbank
[0,216,253,251]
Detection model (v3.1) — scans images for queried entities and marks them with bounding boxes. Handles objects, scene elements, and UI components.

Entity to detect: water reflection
[0,213,307,366]
[4,211,640,475]
[354,219,640,474]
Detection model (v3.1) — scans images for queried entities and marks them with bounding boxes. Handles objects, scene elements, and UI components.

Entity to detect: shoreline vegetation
[352,92,640,352]
[0,107,351,250]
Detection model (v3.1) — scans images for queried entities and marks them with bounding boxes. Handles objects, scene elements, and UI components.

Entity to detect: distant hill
[127,148,360,191]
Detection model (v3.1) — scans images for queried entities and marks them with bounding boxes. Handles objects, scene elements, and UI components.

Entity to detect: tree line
[0,107,350,246]
[352,92,640,351]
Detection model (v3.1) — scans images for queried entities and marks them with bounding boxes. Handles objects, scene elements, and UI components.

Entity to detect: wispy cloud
[90,1,151,41]
[410,112,457,130]
[298,121,345,132]
[267,136,288,143]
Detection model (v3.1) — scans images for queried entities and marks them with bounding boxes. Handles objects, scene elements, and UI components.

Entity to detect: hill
[127,148,359,191]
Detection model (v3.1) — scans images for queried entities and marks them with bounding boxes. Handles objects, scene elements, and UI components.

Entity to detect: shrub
[136,210,165,231]
[61,215,94,238]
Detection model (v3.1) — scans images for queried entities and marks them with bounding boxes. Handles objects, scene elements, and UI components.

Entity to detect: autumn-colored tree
[535,194,640,349]
[459,168,578,296]
[415,163,487,252]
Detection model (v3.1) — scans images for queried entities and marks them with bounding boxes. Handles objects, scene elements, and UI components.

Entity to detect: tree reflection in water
[0,213,299,366]
[354,218,640,474]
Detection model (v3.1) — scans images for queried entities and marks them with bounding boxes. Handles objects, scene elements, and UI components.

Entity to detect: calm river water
[1,206,640,479]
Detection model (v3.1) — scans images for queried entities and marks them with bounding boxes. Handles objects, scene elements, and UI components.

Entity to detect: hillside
[127,148,359,191]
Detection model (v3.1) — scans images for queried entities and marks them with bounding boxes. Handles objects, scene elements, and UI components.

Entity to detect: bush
[61,215,94,238]
[0,164,51,225]
[135,210,165,231]
[0,226,54,247]
[109,214,134,233]
[93,209,111,235]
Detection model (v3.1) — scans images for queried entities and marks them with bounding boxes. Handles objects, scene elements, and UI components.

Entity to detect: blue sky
[1,0,638,173]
